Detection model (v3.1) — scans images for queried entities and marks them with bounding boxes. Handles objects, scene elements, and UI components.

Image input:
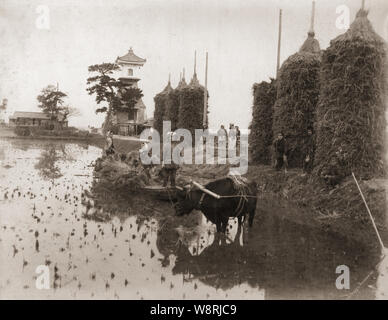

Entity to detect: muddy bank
[89,135,387,251]
[180,163,387,251]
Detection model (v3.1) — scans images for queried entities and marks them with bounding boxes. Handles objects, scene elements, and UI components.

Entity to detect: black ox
[175,177,258,236]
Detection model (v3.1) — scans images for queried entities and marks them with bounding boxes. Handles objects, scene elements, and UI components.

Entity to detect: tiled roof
[116,48,146,65]
[12,111,50,119]
[10,111,66,121]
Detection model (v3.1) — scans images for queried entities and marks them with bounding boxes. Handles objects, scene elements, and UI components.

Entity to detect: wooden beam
[192,181,221,199]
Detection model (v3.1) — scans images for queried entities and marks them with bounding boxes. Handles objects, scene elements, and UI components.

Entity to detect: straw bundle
[178,75,208,137]
[314,9,387,179]
[249,79,277,164]
[165,89,181,131]
[153,82,172,135]
[272,32,321,168]
[153,93,166,136]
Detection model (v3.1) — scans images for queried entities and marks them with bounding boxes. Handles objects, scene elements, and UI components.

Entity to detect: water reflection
[87,178,382,299]
[0,138,385,299]
[35,146,63,180]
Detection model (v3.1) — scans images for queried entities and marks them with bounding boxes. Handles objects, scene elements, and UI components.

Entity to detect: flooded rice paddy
[0,139,386,299]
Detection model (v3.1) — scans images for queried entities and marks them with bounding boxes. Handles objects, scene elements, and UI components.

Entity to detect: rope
[217,195,258,199]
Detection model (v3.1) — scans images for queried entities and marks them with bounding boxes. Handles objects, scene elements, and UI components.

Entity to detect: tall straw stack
[178,60,208,137]
[153,80,172,135]
[314,9,387,179]
[249,79,277,164]
[272,4,321,168]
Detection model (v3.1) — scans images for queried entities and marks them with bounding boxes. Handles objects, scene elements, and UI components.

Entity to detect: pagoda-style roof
[116,48,146,66]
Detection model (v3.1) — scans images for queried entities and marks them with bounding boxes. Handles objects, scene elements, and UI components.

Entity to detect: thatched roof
[176,77,187,90]
[299,31,321,54]
[162,80,173,94]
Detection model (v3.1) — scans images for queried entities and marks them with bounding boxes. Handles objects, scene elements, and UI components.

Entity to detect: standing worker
[302,127,315,175]
[160,132,180,187]
[273,132,288,172]
[235,125,241,154]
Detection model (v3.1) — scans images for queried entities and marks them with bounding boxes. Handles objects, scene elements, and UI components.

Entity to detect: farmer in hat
[273,132,288,172]
[302,127,315,175]
[160,132,180,187]
[139,140,153,179]
[104,131,115,157]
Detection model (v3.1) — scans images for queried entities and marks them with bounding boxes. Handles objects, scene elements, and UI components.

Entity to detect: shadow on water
[171,213,381,299]
[86,178,382,300]
[0,139,384,299]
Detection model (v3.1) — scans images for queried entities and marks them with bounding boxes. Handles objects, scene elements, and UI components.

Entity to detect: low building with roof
[9,111,68,128]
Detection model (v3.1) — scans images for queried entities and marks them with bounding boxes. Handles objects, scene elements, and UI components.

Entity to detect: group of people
[105,126,345,188]
[217,123,241,149]
[104,130,180,188]
[272,128,315,175]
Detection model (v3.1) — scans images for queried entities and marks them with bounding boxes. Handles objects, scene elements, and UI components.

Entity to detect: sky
[0,0,387,130]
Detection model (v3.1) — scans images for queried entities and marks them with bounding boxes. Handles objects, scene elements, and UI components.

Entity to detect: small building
[113,48,147,136]
[9,111,68,128]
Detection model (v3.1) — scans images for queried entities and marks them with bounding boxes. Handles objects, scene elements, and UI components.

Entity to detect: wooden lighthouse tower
[114,48,147,135]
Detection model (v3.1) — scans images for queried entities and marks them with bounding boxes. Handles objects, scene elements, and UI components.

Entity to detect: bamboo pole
[309,1,316,33]
[352,172,385,252]
[194,50,197,76]
[203,52,208,128]
[276,9,282,78]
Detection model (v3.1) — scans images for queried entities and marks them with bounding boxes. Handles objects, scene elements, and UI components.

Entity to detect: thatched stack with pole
[164,74,182,131]
[272,1,321,168]
[162,74,173,123]
[249,79,277,164]
[178,51,209,136]
[314,7,387,179]
[153,77,172,135]
[248,9,281,164]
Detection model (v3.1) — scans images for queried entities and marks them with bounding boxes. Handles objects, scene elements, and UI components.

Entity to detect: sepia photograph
[0,0,387,306]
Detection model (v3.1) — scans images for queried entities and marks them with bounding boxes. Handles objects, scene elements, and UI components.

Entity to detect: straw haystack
[272,30,321,167]
[164,76,186,131]
[249,79,277,164]
[178,72,208,136]
[153,81,172,135]
[314,9,387,179]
